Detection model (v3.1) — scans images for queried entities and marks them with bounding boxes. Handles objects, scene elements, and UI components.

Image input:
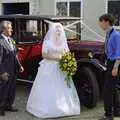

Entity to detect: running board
[17,79,33,83]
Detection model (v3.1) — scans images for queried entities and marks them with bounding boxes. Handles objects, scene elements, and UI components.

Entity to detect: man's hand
[19,66,24,73]
[1,72,9,81]
[112,67,118,77]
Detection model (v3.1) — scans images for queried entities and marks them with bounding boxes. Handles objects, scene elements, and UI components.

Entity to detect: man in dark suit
[0,21,24,116]
[99,14,120,120]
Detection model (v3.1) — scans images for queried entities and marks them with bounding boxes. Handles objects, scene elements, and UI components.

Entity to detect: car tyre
[74,67,100,108]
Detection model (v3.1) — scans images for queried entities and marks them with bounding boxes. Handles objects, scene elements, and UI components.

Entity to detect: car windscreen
[52,20,81,40]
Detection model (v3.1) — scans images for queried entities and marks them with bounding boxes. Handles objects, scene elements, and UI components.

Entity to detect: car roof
[0,14,80,21]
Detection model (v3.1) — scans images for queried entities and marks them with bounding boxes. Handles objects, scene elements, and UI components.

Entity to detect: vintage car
[0,15,105,108]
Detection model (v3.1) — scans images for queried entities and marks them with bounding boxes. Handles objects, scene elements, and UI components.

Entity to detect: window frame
[55,0,83,18]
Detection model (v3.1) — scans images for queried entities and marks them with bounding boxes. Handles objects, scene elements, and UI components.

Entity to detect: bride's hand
[54,55,62,62]
[58,55,62,60]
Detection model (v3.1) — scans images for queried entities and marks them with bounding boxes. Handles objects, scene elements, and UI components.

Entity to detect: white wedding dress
[26,23,80,118]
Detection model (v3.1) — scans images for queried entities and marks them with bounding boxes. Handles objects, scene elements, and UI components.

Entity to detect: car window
[17,20,42,43]
[60,21,81,40]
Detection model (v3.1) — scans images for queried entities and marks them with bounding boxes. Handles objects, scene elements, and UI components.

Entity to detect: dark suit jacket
[0,35,21,77]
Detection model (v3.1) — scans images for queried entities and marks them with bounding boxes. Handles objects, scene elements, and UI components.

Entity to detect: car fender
[77,58,107,72]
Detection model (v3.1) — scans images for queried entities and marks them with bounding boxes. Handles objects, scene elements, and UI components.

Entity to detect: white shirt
[1,33,14,50]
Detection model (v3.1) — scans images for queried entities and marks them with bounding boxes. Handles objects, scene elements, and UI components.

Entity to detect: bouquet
[59,52,77,87]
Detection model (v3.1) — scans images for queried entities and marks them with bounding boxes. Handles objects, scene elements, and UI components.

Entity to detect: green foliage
[59,52,77,87]
[12,39,16,45]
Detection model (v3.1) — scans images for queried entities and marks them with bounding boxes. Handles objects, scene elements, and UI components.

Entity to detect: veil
[42,23,69,54]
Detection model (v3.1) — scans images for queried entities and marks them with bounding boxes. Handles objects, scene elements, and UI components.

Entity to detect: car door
[16,19,45,81]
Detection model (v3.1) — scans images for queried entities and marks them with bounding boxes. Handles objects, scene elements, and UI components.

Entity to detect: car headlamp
[88,52,93,58]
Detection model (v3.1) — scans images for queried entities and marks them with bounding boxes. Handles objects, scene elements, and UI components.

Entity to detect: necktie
[105,32,109,54]
[8,38,10,43]
[105,28,114,55]
[8,38,14,50]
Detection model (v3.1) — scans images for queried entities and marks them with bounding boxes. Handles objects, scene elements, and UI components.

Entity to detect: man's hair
[0,21,12,33]
[99,14,114,26]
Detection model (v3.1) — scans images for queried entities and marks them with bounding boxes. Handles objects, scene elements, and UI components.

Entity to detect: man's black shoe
[5,107,19,112]
[0,111,5,116]
[99,116,113,120]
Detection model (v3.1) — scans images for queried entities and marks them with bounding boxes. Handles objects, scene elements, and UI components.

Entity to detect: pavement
[0,82,120,120]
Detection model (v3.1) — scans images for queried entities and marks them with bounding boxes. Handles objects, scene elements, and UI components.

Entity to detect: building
[0,0,118,40]
[0,0,55,15]
[82,0,120,40]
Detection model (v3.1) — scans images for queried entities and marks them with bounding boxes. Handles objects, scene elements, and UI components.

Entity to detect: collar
[1,33,10,41]
[106,27,114,35]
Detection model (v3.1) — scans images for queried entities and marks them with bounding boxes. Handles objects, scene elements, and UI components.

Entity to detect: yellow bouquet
[59,52,77,87]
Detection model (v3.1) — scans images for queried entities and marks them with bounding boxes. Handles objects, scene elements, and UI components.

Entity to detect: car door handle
[18,47,24,51]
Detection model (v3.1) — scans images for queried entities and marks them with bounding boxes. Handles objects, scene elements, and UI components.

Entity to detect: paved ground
[0,83,120,120]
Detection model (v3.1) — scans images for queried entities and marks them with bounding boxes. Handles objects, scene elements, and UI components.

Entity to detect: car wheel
[73,67,99,108]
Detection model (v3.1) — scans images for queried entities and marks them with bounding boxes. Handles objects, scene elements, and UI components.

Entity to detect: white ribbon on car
[44,20,105,41]
[80,21,105,40]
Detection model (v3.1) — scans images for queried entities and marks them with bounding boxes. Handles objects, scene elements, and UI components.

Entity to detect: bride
[26,23,80,118]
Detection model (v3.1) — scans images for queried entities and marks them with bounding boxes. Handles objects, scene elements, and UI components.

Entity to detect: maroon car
[0,15,106,108]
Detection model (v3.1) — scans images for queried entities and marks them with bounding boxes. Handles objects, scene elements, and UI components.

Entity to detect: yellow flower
[59,51,77,87]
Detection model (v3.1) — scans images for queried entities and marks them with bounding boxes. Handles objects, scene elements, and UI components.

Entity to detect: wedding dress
[26,23,80,118]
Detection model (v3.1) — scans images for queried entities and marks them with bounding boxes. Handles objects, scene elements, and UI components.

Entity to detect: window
[70,2,81,17]
[108,0,120,26]
[56,2,67,16]
[56,0,81,17]
[54,20,81,40]
[65,21,81,40]
[16,20,48,43]
[56,0,81,40]
[18,20,40,42]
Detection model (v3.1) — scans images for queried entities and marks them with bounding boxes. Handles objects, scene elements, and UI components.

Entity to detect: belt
[107,60,115,70]
[107,59,115,63]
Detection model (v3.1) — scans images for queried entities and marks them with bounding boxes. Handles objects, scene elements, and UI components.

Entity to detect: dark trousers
[104,60,120,117]
[0,76,16,111]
